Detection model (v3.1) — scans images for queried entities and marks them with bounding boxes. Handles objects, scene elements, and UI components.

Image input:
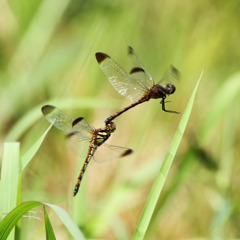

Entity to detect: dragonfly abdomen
[105,96,150,124]
[73,141,97,196]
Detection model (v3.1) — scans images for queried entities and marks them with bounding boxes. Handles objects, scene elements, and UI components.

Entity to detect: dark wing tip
[130,67,145,74]
[95,52,110,63]
[128,46,134,55]
[121,149,133,157]
[65,131,78,139]
[41,105,56,116]
[72,117,84,127]
[170,65,180,80]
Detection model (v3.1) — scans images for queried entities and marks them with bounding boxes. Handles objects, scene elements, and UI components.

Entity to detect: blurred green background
[1,0,240,239]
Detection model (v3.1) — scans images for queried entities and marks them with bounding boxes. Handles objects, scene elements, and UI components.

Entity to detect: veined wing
[71,117,94,135]
[128,46,179,86]
[158,65,180,85]
[126,67,151,102]
[96,52,149,102]
[41,105,74,132]
[41,105,93,135]
[128,46,154,86]
[65,128,92,155]
[93,143,133,162]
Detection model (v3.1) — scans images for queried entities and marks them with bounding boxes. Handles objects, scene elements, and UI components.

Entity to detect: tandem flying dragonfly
[42,105,133,196]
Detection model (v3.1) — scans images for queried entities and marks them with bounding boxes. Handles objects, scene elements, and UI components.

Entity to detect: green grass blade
[0,142,20,209]
[132,69,204,240]
[44,206,56,240]
[44,203,86,240]
[0,142,20,240]
[0,201,85,240]
[21,123,53,171]
[0,201,42,240]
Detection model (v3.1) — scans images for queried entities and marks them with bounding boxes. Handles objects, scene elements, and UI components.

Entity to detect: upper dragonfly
[95,46,180,125]
[42,105,132,196]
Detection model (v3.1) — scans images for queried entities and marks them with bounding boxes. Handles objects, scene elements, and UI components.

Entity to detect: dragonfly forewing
[41,105,74,132]
[127,67,151,101]
[96,52,149,102]
[42,105,94,136]
[71,117,94,135]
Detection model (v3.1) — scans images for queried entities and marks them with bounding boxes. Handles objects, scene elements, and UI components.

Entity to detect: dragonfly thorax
[148,83,176,99]
[95,122,116,146]
[95,130,111,146]
[149,84,168,99]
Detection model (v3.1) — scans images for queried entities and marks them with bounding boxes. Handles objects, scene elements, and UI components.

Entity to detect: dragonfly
[95,46,180,125]
[41,105,133,196]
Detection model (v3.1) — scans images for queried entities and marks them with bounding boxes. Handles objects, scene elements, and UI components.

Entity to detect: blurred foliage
[0,0,240,239]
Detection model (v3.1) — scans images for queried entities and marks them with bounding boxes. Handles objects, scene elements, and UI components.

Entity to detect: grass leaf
[0,201,42,240]
[44,203,86,240]
[44,206,56,240]
[0,142,20,240]
[0,201,85,240]
[21,123,53,171]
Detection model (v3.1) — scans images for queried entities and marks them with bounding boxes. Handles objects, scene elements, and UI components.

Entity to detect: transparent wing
[42,105,95,161]
[93,143,133,162]
[158,65,180,85]
[128,46,180,86]
[71,117,94,135]
[65,129,93,156]
[127,67,151,102]
[41,105,74,132]
[95,52,151,102]
[128,46,154,85]
[41,105,94,135]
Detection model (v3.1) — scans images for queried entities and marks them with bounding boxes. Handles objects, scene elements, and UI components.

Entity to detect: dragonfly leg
[161,98,180,114]
[160,100,171,104]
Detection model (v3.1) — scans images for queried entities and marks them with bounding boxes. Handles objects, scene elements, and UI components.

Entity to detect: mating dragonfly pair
[42,47,179,196]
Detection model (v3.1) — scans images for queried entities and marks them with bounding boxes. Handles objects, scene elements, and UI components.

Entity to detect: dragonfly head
[106,122,116,133]
[165,83,176,95]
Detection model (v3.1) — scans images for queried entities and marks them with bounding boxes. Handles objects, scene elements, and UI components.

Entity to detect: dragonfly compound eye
[166,84,176,94]
[107,122,116,132]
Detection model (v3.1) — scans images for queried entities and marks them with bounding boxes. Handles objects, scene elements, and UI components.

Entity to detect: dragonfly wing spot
[41,105,56,116]
[121,149,133,157]
[95,52,110,63]
[72,117,84,127]
[130,67,145,74]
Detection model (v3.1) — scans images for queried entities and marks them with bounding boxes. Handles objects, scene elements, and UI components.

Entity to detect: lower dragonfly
[42,105,133,196]
[96,46,180,125]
